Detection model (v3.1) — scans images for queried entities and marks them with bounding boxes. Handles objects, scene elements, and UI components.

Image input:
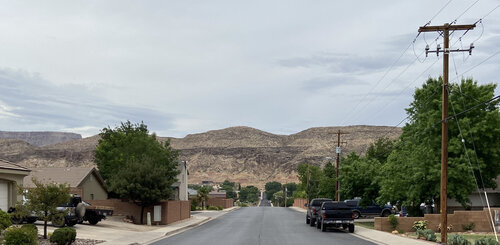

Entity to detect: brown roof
[23,167,104,188]
[0,159,30,172]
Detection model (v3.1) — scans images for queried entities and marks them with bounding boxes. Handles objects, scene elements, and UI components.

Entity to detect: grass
[355,221,374,229]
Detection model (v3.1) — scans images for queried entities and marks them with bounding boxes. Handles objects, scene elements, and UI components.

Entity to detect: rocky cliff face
[0,126,401,187]
[0,131,82,147]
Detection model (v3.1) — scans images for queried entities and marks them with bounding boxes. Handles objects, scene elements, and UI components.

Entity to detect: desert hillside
[0,126,401,187]
[0,131,81,147]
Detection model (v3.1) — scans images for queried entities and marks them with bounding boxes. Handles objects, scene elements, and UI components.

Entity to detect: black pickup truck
[305,198,333,227]
[315,201,355,232]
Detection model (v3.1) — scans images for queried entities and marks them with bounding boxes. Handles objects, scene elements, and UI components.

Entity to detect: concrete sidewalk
[289,207,433,245]
[36,206,240,245]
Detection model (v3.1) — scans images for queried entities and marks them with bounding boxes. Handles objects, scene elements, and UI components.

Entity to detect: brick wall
[293,198,308,209]
[207,198,234,209]
[86,199,190,225]
[375,207,500,232]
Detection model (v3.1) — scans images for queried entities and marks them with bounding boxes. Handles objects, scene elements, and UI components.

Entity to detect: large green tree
[318,161,336,200]
[220,180,237,199]
[296,163,324,202]
[340,152,383,206]
[94,121,179,223]
[378,78,500,214]
[24,178,70,239]
[265,181,282,203]
[239,186,259,203]
[339,138,393,206]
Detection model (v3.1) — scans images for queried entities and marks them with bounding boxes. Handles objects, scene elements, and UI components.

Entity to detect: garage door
[0,182,8,211]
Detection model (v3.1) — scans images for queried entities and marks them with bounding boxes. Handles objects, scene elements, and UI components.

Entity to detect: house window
[90,194,94,200]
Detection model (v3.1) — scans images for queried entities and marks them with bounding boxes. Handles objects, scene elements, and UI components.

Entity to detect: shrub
[190,203,197,211]
[3,226,38,245]
[21,224,37,237]
[412,220,428,231]
[50,227,77,245]
[462,222,475,231]
[475,237,500,245]
[0,209,12,231]
[448,234,472,245]
[388,214,398,230]
[416,229,437,242]
[217,205,223,210]
[206,206,218,210]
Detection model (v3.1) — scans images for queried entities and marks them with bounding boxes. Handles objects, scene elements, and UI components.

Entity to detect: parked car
[315,201,355,232]
[305,198,333,226]
[344,198,395,219]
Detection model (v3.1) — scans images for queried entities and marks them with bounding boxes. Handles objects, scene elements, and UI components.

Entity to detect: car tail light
[322,213,326,219]
[352,212,355,219]
[312,208,316,214]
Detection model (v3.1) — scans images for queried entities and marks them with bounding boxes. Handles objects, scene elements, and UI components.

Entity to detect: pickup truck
[8,195,113,226]
[315,201,355,232]
[305,198,333,227]
[344,198,395,219]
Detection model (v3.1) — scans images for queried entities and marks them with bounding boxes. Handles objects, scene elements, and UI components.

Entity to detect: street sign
[336,147,341,154]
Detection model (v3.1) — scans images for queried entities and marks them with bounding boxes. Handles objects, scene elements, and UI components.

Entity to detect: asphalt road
[259,192,271,206]
[152,207,375,245]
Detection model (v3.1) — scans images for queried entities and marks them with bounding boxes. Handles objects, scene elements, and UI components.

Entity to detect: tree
[94,121,180,224]
[284,183,298,197]
[340,152,382,206]
[296,163,323,202]
[366,138,394,164]
[24,178,70,239]
[265,181,282,203]
[220,180,237,199]
[109,156,178,224]
[95,121,179,186]
[239,186,259,203]
[378,77,500,214]
[318,161,336,200]
[196,186,211,209]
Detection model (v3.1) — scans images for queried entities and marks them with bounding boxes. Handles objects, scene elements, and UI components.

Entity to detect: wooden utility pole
[334,130,348,202]
[418,23,475,244]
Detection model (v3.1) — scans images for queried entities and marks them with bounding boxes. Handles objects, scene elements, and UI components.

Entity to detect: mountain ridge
[0,125,401,187]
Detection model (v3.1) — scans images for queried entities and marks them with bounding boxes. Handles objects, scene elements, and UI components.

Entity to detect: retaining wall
[375,207,500,232]
[293,198,308,209]
[87,199,190,225]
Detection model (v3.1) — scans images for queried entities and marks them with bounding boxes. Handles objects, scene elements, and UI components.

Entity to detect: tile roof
[23,167,101,188]
[0,159,30,172]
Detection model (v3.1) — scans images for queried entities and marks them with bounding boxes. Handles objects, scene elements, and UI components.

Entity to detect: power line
[339,0,454,126]
[445,94,500,121]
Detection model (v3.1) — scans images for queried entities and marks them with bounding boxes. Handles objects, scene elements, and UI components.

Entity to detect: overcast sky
[1,0,499,138]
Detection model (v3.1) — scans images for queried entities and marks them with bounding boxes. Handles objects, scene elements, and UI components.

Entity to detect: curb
[144,207,240,244]
[164,217,212,237]
[143,217,211,245]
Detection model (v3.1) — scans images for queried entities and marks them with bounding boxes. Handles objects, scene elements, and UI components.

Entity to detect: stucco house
[24,167,107,201]
[171,161,189,201]
[0,159,30,211]
[448,175,500,211]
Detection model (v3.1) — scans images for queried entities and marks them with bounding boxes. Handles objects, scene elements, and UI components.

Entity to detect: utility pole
[418,23,475,244]
[307,163,310,204]
[334,130,348,202]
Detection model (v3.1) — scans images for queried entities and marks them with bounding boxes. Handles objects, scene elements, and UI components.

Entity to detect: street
[152,207,375,245]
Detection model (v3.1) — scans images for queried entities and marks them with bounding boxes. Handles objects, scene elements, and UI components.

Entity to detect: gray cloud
[0,68,174,136]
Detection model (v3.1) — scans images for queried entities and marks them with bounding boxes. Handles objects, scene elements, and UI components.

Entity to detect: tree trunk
[140,205,145,224]
[44,211,48,239]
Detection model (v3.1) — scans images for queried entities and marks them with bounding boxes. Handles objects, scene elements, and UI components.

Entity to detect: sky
[0,0,499,138]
